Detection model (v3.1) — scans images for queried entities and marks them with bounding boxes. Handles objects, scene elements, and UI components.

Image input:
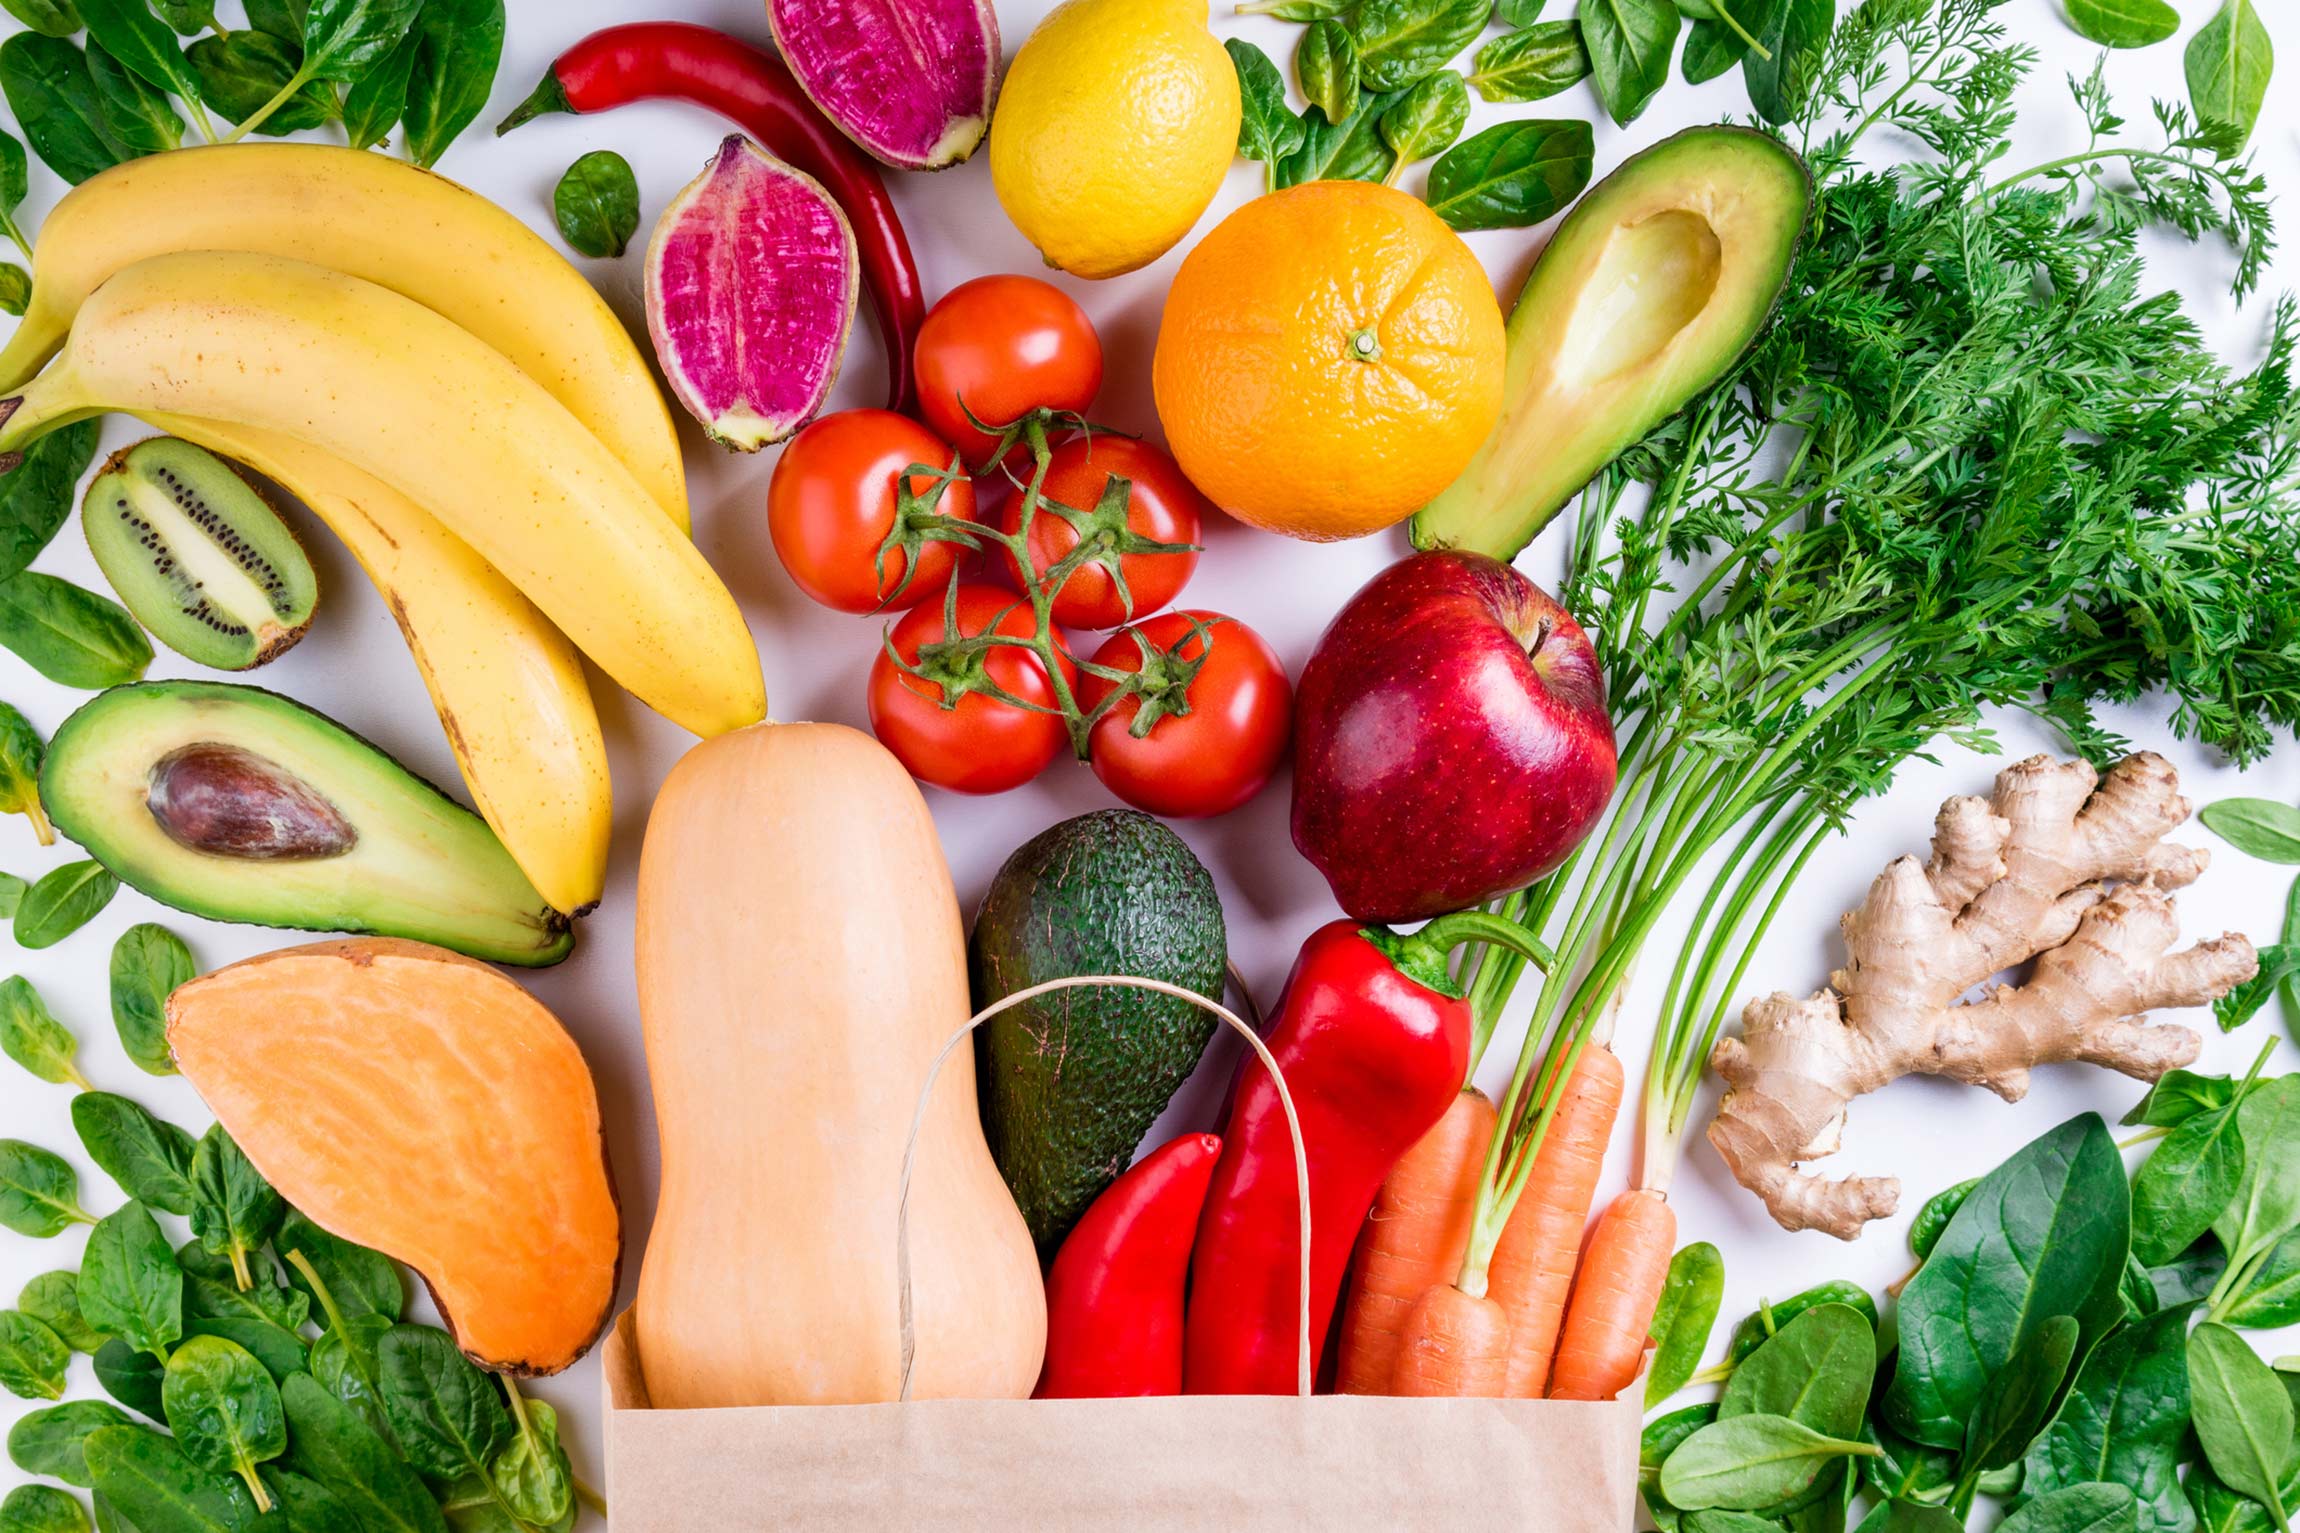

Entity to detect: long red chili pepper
[1183,912,1551,1396]
[1036,1132,1223,1399]
[499,21,923,414]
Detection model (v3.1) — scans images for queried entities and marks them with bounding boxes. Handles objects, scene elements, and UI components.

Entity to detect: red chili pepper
[499,22,923,414]
[1183,912,1549,1395]
[1035,1132,1223,1399]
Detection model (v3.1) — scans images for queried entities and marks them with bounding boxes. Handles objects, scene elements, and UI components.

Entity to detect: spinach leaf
[1659,1413,1879,1512]
[186,32,336,135]
[1647,1241,1726,1407]
[487,1385,570,1527]
[2204,800,2300,864]
[152,0,216,31]
[2127,1068,2242,1128]
[0,1140,93,1238]
[0,1485,89,1533]
[182,1272,309,1382]
[2185,0,2272,155]
[2188,1457,2300,1533]
[339,23,419,151]
[1425,117,1592,230]
[1742,0,1832,125]
[0,0,81,36]
[245,0,307,42]
[73,1093,198,1215]
[1885,1114,2129,1449]
[8,1401,130,1486]
[1721,1303,1873,1437]
[1236,0,1351,16]
[2021,1301,2194,1533]
[1859,1415,1955,1507]
[1855,1505,1964,1533]
[1683,1515,1789,1533]
[191,1125,285,1292]
[92,1339,163,1421]
[2063,0,2179,48]
[306,1312,392,1441]
[261,1471,357,1533]
[278,1373,445,1533]
[20,1271,105,1354]
[0,421,102,586]
[1908,1178,1978,1263]
[74,0,212,141]
[1495,0,1541,21]
[1724,1283,1881,1369]
[0,573,152,689]
[1297,20,1360,123]
[2214,1076,2300,1278]
[110,924,192,1078]
[2225,1229,2300,1328]
[399,0,502,166]
[84,1425,266,1533]
[299,0,425,84]
[16,861,120,950]
[1961,1313,2078,1472]
[0,1310,69,1400]
[1349,0,1491,91]
[0,873,23,918]
[280,1212,401,1325]
[2156,1237,2230,1309]
[1642,1402,1716,1528]
[0,129,25,257]
[1275,89,1401,187]
[2000,1484,2142,1533]
[1226,40,1306,188]
[79,1203,184,1363]
[2219,946,2300,1033]
[1681,16,1746,82]
[375,1324,511,1483]
[2133,1095,2248,1264]
[1378,70,1468,172]
[552,150,639,260]
[2192,1322,2299,1530]
[1582,0,1679,125]
[0,265,23,318]
[0,36,131,186]
[163,1335,287,1509]
[1467,21,1589,101]
[1,975,89,1090]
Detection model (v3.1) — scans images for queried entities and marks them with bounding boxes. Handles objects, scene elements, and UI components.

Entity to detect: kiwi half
[84,437,318,671]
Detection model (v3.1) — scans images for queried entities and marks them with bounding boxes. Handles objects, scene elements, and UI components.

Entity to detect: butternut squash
[166,937,620,1375]
[632,722,1045,1406]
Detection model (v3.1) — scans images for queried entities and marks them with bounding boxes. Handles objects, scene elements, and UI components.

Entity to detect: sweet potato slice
[167,937,620,1375]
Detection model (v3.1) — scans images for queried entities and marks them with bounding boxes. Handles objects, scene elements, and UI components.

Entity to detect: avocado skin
[969,809,1227,1259]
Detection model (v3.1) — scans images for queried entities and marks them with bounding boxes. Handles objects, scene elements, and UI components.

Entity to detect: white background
[0,0,2295,1511]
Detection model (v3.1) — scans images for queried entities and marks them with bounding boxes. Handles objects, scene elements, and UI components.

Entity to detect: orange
[1151,181,1506,542]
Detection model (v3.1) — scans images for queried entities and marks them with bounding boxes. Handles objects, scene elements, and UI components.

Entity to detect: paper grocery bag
[602,1313,1643,1531]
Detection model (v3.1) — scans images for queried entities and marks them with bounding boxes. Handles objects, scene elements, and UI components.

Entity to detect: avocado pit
[147,742,358,860]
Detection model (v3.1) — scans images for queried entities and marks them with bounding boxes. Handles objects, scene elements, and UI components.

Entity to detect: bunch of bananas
[0,144,769,919]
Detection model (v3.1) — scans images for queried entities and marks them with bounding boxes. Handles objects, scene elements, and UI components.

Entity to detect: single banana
[140,413,612,918]
[3,251,766,738]
[0,143,689,533]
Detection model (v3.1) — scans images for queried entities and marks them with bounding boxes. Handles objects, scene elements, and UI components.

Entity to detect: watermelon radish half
[766,0,999,171]
[644,136,860,452]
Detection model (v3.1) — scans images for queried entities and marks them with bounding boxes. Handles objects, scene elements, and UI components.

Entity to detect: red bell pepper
[498,22,924,414]
[1035,1132,1223,1399]
[1183,912,1548,1395]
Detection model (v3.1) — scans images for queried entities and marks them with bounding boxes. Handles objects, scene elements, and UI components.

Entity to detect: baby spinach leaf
[1467,21,1590,101]
[1350,0,1492,91]
[0,1310,69,1400]
[2155,1237,2229,1310]
[0,36,131,186]
[1647,1242,1726,1407]
[2188,1457,2300,1533]
[21,1272,105,1354]
[1426,116,1593,230]
[278,1373,445,1533]
[0,1140,93,1238]
[1,976,90,1090]
[1226,40,1306,185]
[0,422,101,588]
[2186,0,2272,155]
[74,0,211,140]
[2063,0,2179,48]
[2204,801,2300,865]
[8,1401,130,1487]
[1642,1402,1715,1528]
[2219,946,2300,1033]
[186,32,336,135]
[0,0,81,36]
[17,862,120,950]
[1297,20,1360,123]
[1886,1114,2129,1450]
[2000,1484,2142,1533]
[2021,1301,2194,1533]
[552,150,639,260]
[1378,70,1468,172]
[191,1126,285,1292]
[1683,1515,1786,1533]
[280,1212,401,1325]
[1908,1178,1978,1263]
[79,1203,184,1363]
[306,1312,392,1442]
[163,1335,287,1509]
[182,1273,309,1383]
[1275,89,1401,187]
[1495,0,1542,21]
[1236,0,1351,16]
[2127,1068,2242,1128]
[261,1471,356,1533]
[0,873,22,918]
[0,1484,90,1533]
[1962,1313,2078,1472]
[2192,1322,2299,1528]
[1583,0,1679,125]
[2215,1076,2300,1277]
[1859,1415,1955,1507]
[1721,1303,1873,1437]
[0,265,25,319]
[110,925,192,1079]
[152,0,216,32]
[0,126,28,252]
[93,1339,163,1421]
[2225,1229,2300,1329]
[73,1093,198,1215]
[2133,1096,2248,1264]
[375,1324,511,1483]
[1724,1282,1880,1369]
[488,1385,570,1527]
[300,0,424,84]
[1742,0,1832,125]
[399,0,503,166]
[245,0,307,43]
[84,1424,265,1533]
[338,23,418,151]
[1680,17,1746,82]
[1659,1413,1879,1512]
[0,574,152,690]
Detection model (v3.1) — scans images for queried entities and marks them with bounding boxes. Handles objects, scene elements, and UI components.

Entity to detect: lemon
[989,0,1243,280]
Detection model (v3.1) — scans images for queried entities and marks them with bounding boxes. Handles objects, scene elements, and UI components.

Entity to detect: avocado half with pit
[1413,126,1811,560]
[41,681,573,966]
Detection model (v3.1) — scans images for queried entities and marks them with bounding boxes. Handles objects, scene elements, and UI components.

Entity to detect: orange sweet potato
[166,936,620,1375]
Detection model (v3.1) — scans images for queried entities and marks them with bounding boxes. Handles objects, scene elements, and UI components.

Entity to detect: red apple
[1290,551,1617,923]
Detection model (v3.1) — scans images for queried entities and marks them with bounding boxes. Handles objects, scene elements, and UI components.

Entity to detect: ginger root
[1708,753,2258,1240]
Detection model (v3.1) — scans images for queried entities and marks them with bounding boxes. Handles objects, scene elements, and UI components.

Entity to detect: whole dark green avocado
[969,809,1227,1259]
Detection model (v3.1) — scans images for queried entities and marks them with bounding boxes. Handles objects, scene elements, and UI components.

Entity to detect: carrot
[1334,1088,1497,1395]
[1484,1042,1625,1397]
[1546,1187,1677,1401]
[1388,1282,1511,1397]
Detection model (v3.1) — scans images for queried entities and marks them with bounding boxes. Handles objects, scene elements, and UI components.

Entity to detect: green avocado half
[1413,125,1811,560]
[40,681,572,966]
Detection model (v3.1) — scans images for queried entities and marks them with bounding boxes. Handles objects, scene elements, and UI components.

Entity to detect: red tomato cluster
[764,275,1293,818]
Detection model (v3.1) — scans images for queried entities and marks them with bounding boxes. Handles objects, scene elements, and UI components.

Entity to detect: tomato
[869,583,1077,795]
[914,276,1103,468]
[767,410,976,614]
[1081,611,1292,818]
[998,436,1206,629]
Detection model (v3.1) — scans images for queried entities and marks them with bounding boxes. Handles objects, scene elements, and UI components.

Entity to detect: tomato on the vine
[1081,611,1292,818]
[914,275,1103,468]
[768,410,976,613]
[999,436,1206,630]
[869,583,1077,795]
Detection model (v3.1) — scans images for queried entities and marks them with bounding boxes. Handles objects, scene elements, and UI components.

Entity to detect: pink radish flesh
[644,136,859,452]
[767,0,998,171]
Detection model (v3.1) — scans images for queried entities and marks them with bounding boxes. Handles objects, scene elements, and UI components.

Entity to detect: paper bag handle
[897,974,1315,1401]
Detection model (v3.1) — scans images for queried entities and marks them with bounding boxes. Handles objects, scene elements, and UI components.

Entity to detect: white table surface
[1,0,2295,1509]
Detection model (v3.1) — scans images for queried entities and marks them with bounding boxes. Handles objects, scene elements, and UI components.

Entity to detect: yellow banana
[140,413,612,918]
[0,143,689,532]
[4,251,766,738]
